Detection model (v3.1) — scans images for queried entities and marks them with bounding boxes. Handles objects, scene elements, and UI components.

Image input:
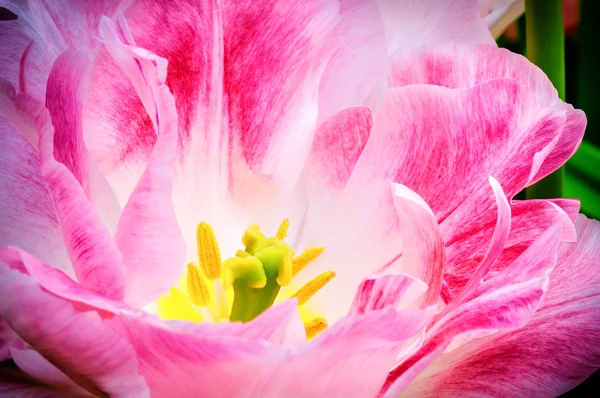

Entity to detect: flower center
[157,219,334,339]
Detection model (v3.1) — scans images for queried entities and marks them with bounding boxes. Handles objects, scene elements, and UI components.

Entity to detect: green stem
[524,0,565,199]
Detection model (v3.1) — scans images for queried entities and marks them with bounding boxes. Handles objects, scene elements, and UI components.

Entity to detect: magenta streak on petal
[99,17,186,307]
[0,77,126,300]
[379,277,548,398]
[436,177,510,322]
[349,273,428,316]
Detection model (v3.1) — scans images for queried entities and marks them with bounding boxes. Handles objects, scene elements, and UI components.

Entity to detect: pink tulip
[0,0,598,397]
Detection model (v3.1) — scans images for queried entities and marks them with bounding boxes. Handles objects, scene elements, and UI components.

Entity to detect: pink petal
[4,80,127,300]
[441,177,511,312]
[381,277,549,397]
[300,107,373,242]
[391,183,445,306]
[317,0,387,123]
[98,17,186,307]
[349,273,428,316]
[1,0,120,57]
[351,76,581,235]
[170,299,306,346]
[444,199,578,297]
[46,51,92,196]
[9,345,87,394]
[46,50,121,232]
[0,19,53,100]
[0,264,149,397]
[0,90,70,276]
[403,216,600,397]
[388,43,586,188]
[375,0,494,55]
[250,307,434,398]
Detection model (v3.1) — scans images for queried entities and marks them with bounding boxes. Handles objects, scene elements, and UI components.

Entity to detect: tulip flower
[0,0,598,397]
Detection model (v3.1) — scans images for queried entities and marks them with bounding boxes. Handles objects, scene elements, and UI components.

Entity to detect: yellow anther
[223,256,267,290]
[276,250,294,287]
[196,222,222,280]
[304,317,328,340]
[276,218,290,241]
[293,271,336,305]
[242,225,266,255]
[292,247,325,276]
[186,263,210,306]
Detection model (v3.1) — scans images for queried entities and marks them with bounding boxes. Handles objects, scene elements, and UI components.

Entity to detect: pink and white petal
[317,0,387,123]
[351,79,573,225]
[443,198,577,297]
[115,314,274,397]
[222,0,339,184]
[388,43,586,186]
[46,50,122,232]
[0,266,150,398]
[436,177,511,318]
[0,0,120,57]
[0,20,54,100]
[401,216,600,397]
[4,80,127,300]
[349,273,428,316]
[249,307,434,398]
[98,18,186,306]
[0,82,70,275]
[0,247,148,321]
[375,0,494,55]
[84,0,222,205]
[299,106,373,244]
[391,184,445,306]
[381,276,549,397]
[170,299,306,346]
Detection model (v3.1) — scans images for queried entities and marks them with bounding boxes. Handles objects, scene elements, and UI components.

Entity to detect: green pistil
[226,226,293,322]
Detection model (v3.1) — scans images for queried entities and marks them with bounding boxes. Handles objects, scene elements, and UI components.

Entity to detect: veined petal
[0,0,121,58]
[402,216,600,397]
[0,264,149,397]
[0,94,70,276]
[96,17,186,307]
[0,19,53,100]
[46,50,121,233]
[444,199,578,298]
[349,273,428,316]
[388,43,586,189]
[391,184,445,306]
[249,307,434,398]
[0,78,125,300]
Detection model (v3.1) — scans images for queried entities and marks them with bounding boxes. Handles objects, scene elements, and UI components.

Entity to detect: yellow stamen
[293,271,336,305]
[196,222,222,280]
[276,218,290,241]
[292,247,325,276]
[304,317,328,339]
[186,263,210,306]
[276,249,294,286]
